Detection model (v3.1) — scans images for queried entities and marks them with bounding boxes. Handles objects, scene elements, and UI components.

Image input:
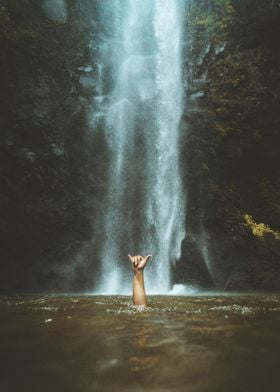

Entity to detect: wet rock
[177,0,280,291]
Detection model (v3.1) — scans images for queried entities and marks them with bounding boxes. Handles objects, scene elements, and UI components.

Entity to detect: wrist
[134,269,144,277]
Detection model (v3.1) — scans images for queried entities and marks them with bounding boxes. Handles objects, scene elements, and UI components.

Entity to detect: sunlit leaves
[243,214,280,240]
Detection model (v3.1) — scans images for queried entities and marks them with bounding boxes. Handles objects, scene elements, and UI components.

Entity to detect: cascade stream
[95,0,186,294]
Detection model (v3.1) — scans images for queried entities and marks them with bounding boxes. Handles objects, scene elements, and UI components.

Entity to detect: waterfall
[95,0,185,294]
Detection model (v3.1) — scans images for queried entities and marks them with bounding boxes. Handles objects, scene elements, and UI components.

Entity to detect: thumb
[145,255,152,262]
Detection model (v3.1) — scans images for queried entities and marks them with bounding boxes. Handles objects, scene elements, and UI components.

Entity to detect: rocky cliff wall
[0,0,106,292]
[176,0,280,291]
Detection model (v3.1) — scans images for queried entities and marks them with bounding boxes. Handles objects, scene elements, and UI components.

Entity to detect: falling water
[96,0,185,294]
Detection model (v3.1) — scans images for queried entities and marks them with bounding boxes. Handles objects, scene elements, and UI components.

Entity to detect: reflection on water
[0,295,280,391]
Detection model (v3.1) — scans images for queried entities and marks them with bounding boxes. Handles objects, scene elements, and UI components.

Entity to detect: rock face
[176,0,280,291]
[0,0,106,292]
[0,0,280,292]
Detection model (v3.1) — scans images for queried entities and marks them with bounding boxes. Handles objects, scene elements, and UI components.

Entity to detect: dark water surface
[1,295,280,392]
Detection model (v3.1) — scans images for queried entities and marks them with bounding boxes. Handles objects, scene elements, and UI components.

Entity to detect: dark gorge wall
[0,0,106,292]
[0,0,280,292]
[176,0,280,291]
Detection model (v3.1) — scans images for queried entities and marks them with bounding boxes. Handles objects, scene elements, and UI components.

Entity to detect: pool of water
[0,295,280,392]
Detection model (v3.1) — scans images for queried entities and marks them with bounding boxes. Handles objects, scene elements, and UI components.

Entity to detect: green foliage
[187,0,235,52]
[207,49,263,137]
[243,214,280,240]
[188,0,280,139]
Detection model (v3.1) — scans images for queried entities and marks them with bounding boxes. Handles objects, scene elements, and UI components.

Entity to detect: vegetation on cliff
[243,214,280,241]
[182,0,280,290]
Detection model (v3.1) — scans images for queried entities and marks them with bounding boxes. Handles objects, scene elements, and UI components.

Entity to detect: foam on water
[169,284,198,296]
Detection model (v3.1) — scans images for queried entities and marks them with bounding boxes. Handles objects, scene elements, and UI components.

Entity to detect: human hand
[128,254,152,272]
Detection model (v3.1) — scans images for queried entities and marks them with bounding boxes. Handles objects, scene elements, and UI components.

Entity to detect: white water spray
[96,0,185,294]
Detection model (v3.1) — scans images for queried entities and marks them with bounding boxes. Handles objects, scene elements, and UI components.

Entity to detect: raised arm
[128,254,152,306]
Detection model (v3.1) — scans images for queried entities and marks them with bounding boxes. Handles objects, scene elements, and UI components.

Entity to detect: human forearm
[133,270,147,306]
[129,254,151,306]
